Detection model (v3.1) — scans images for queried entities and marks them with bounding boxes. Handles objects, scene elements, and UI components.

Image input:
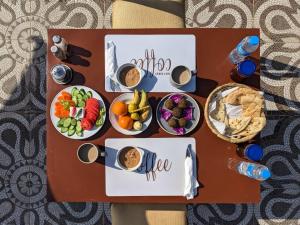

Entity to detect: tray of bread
[204,83,266,143]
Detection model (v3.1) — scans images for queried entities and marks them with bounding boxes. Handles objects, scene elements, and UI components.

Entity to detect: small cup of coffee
[115,63,144,90]
[170,65,192,88]
[77,143,101,164]
[116,146,144,171]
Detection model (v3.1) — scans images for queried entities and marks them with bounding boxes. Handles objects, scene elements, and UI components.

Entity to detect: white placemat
[104,35,196,92]
[105,138,196,196]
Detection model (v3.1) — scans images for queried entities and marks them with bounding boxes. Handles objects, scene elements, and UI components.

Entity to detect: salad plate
[50,85,106,139]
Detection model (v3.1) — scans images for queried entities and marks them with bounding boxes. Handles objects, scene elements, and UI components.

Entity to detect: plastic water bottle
[229,36,260,64]
[228,158,271,181]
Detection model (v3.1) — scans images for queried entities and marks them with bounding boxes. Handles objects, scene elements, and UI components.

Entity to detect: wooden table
[47,28,261,203]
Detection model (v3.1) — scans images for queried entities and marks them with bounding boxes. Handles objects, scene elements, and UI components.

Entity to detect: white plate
[50,85,106,140]
[156,93,200,135]
[109,93,152,135]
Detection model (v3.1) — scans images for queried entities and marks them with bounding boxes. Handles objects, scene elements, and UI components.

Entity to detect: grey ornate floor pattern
[0,0,299,224]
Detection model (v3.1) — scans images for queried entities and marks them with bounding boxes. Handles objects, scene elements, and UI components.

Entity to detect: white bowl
[116,146,144,171]
[115,63,145,90]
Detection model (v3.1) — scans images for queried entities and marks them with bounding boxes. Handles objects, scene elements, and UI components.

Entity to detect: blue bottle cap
[260,168,271,180]
[245,144,263,161]
[237,60,256,77]
[248,36,259,46]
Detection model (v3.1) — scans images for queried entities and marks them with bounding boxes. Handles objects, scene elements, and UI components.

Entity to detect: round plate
[156,93,200,135]
[50,85,106,140]
[109,93,152,135]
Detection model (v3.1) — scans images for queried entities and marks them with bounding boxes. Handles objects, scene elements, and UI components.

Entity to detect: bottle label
[238,162,255,178]
[246,164,255,177]
[237,43,250,56]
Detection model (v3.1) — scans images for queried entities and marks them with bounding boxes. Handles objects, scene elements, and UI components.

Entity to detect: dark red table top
[47,28,260,203]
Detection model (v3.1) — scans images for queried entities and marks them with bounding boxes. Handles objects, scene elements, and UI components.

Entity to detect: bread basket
[204,83,265,143]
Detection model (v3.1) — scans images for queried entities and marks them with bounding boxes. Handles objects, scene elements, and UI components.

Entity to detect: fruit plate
[50,85,106,140]
[156,93,200,135]
[109,93,152,135]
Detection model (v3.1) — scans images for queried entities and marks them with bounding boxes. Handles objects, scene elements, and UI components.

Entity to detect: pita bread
[243,103,262,117]
[228,117,252,134]
[234,117,266,137]
[224,88,259,105]
[240,94,263,106]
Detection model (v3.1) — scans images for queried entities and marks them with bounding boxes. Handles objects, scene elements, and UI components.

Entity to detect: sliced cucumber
[77,100,85,107]
[86,91,92,98]
[76,130,83,137]
[71,87,78,96]
[71,119,77,126]
[57,119,63,127]
[60,127,68,133]
[63,118,72,128]
[79,89,86,96]
[96,117,104,127]
[77,94,83,99]
[67,129,75,136]
[69,125,75,130]
[100,108,106,115]
[73,89,79,96]
[76,121,82,132]
[72,96,78,106]
[82,95,88,101]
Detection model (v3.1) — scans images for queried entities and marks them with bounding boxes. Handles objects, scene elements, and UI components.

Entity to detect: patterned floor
[0,0,299,224]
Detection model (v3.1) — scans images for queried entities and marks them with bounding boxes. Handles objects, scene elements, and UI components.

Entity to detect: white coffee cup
[170,65,192,88]
[114,63,145,90]
[116,146,144,171]
[77,143,103,164]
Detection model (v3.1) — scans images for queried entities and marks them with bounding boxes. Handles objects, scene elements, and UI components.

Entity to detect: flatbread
[224,88,258,105]
[233,117,266,137]
[228,117,252,134]
[243,103,262,117]
[240,94,263,106]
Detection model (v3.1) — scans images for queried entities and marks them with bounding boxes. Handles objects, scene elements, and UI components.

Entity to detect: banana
[132,89,140,105]
[131,105,150,113]
[138,90,148,109]
[128,103,137,113]
[140,109,150,122]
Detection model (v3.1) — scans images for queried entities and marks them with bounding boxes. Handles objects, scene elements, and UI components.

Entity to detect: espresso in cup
[170,66,192,88]
[77,143,99,164]
[117,146,143,171]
